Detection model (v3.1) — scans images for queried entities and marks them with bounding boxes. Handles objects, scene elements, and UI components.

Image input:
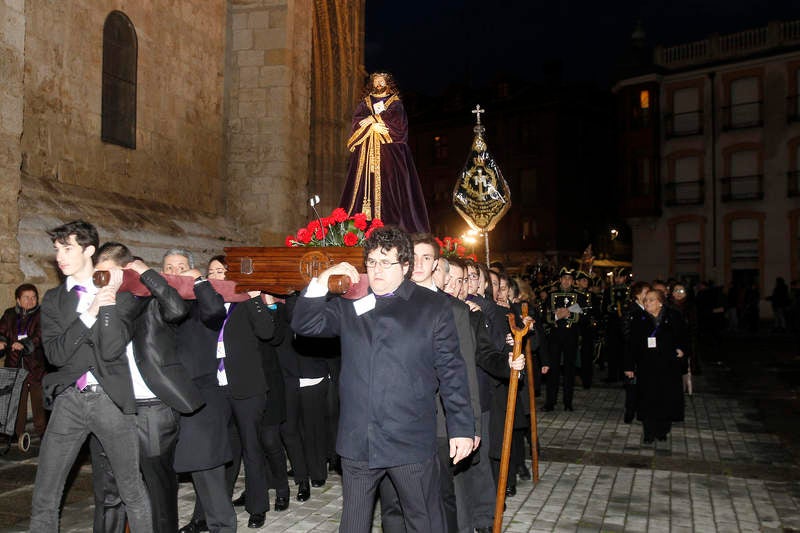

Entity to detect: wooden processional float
[223,246,365,294]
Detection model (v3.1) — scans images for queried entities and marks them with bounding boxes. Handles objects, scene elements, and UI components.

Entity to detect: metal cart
[0,358,30,455]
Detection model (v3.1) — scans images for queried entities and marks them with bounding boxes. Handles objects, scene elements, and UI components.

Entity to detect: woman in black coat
[624,289,688,443]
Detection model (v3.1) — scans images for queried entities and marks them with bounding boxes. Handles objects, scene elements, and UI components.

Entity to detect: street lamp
[460,229,481,256]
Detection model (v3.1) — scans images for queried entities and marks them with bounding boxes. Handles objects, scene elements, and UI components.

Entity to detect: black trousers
[340,454,445,533]
[299,378,329,481]
[545,326,579,408]
[379,438,456,533]
[624,381,639,419]
[191,465,237,532]
[280,377,309,483]
[262,422,290,498]
[90,400,179,533]
[489,429,524,492]
[454,410,495,531]
[326,358,341,461]
[194,390,268,517]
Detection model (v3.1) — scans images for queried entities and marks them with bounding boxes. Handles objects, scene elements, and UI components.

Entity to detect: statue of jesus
[339,72,430,233]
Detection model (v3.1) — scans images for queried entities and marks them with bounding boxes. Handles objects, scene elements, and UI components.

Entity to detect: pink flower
[285,235,295,247]
[370,219,384,229]
[343,232,359,247]
[331,208,348,223]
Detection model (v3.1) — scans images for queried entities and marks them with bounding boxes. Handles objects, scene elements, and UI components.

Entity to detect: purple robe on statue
[339,94,430,233]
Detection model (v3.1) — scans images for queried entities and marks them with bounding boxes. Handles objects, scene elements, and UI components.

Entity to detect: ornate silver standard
[452,105,511,266]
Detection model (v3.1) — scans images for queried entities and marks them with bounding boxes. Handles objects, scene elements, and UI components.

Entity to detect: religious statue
[339,72,430,233]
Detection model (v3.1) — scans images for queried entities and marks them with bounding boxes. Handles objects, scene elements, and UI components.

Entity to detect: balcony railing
[722,101,762,130]
[664,180,704,206]
[656,20,800,68]
[665,110,703,138]
[721,174,764,201]
[789,171,800,197]
[788,95,800,122]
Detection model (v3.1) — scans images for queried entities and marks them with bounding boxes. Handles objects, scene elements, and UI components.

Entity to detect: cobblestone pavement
[1,336,799,531]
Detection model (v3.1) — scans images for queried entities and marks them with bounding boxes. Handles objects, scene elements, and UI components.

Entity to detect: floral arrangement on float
[436,236,478,262]
[285,207,384,247]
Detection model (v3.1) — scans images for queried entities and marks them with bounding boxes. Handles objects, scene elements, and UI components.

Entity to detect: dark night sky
[365,0,799,95]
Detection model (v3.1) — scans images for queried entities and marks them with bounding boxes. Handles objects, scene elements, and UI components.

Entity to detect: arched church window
[101,11,137,149]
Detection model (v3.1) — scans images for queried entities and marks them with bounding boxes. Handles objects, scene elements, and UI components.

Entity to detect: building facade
[614,20,800,306]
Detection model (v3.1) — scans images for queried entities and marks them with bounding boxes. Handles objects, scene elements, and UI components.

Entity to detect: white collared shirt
[66,276,99,386]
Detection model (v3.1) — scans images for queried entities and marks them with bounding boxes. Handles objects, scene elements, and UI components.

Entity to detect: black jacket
[292,279,474,468]
[221,295,280,399]
[173,280,231,472]
[40,284,135,413]
[116,269,203,414]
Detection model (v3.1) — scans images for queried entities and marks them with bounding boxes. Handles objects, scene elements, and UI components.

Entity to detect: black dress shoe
[232,492,246,507]
[296,479,310,501]
[248,512,266,528]
[274,495,290,511]
[623,411,634,424]
[178,518,209,533]
[311,479,326,488]
[505,485,516,497]
[517,464,531,480]
[564,405,574,412]
[543,404,554,412]
[657,435,667,441]
[643,434,654,444]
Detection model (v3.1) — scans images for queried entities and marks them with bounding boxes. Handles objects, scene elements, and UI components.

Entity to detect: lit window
[639,90,650,109]
[433,135,448,162]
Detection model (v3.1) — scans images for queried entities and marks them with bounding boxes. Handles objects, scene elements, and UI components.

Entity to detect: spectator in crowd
[0,283,48,443]
[767,277,790,333]
[625,289,688,444]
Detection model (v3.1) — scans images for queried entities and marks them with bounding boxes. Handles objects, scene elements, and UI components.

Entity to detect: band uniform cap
[576,270,590,281]
[559,267,576,278]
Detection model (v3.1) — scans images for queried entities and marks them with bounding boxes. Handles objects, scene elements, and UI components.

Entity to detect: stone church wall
[1,0,364,299]
[14,1,241,293]
[21,0,228,214]
[0,0,26,302]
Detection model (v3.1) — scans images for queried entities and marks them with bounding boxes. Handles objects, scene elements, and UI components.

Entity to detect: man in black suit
[187,257,282,529]
[379,235,482,533]
[88,242,204,533]
[30,221,152,532]
[291,226,475,532]
[168,250,237,533]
